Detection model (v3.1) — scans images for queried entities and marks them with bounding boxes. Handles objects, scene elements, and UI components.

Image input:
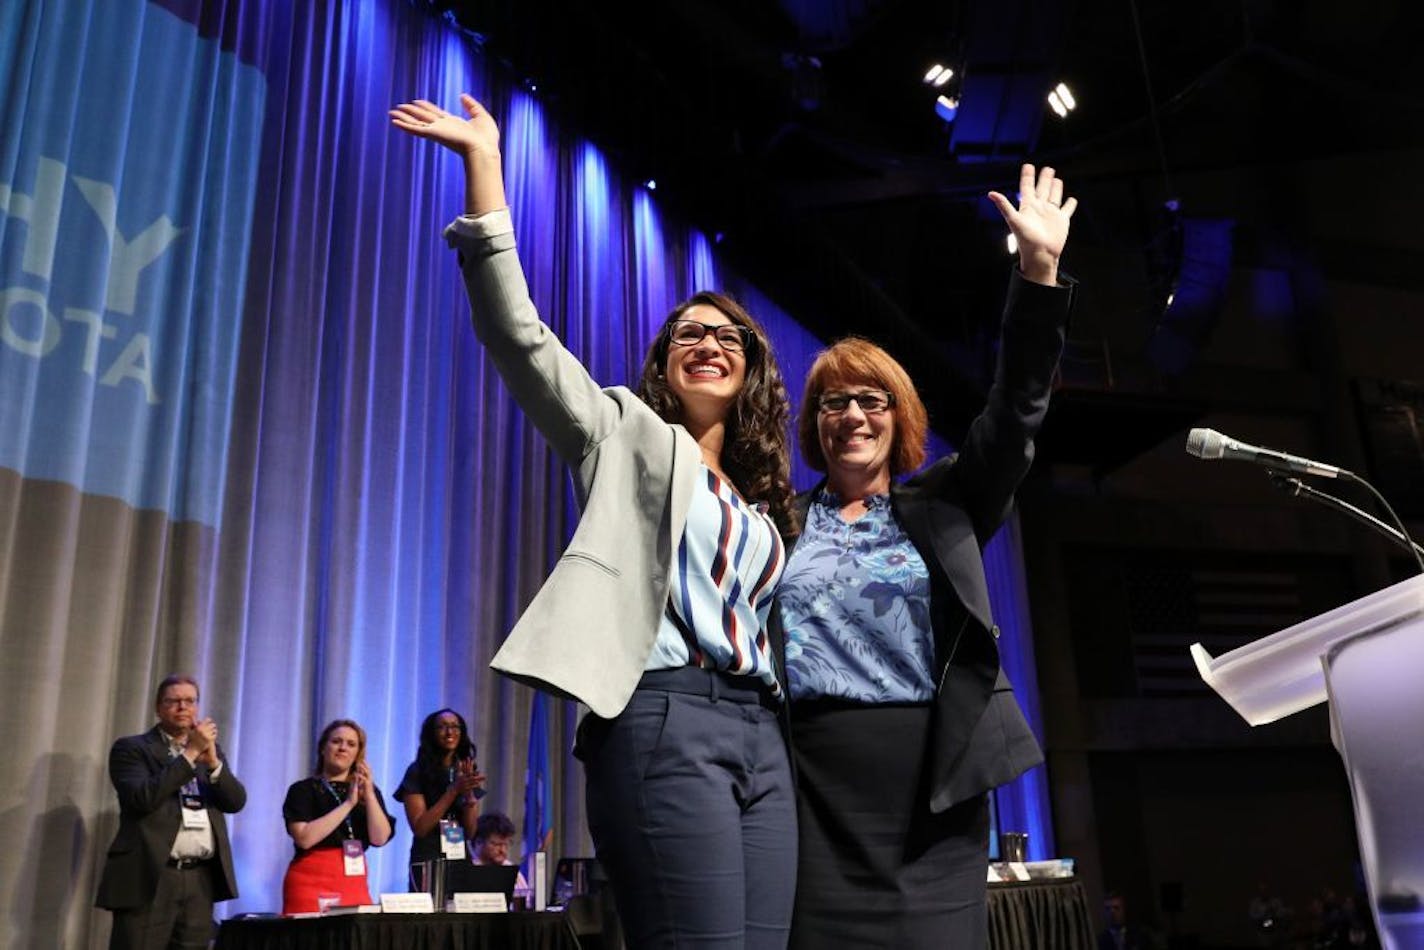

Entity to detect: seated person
[471,811,529,894]
[1099,890,1163,950]
[280,719,394,913]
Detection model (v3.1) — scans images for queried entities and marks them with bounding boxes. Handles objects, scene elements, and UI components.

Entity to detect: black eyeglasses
[816,390,896,414]
[666,320,754,353]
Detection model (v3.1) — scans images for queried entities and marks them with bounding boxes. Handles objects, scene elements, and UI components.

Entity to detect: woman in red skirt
[281,718,395,913]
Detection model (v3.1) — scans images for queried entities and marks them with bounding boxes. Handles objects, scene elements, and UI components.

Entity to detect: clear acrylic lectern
[1191,573,1424,950]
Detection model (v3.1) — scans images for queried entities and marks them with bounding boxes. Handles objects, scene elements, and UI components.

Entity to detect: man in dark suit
[96,674,246,949]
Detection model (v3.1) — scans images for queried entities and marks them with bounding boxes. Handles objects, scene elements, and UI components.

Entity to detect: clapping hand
[355,761,379,804]
[452,760,486,798]
[184,718,217,767]
[192,719,221,767]
[346,762,374,808]
[987,164,1078,286]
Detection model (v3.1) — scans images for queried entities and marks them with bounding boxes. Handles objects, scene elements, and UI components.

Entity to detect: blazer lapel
[145,725,173,765]
[890,482,932,566]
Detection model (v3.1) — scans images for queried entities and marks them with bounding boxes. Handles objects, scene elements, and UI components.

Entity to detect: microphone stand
[1267,473,1424,573]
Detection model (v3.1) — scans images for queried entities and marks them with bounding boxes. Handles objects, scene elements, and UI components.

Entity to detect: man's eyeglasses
[816,390,896,415]
[666,320,754,353]
[160,696,198,708]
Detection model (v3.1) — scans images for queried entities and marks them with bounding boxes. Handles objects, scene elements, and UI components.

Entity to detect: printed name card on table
[452,892,510,913]
[986,862,1032,883]
[380,892,435,914]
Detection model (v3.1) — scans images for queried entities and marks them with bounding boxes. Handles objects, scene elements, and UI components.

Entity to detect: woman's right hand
[389,93,499,160]
[390,94,507,215]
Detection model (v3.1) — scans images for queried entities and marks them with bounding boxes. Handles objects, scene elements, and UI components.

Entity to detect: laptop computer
[550,856,604,906]
[444,862,521,905]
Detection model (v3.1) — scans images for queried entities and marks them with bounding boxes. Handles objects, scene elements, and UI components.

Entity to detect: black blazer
[95,726,247,910]
[788,270,1073,813]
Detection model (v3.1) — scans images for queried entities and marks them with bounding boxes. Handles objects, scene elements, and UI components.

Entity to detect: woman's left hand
[354,762,376,802]
[988,164,1078,286]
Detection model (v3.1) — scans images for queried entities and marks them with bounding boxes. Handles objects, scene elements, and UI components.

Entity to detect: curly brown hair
[636,291,797,536]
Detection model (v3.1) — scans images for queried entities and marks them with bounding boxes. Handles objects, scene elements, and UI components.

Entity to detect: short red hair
[798,337,928,476]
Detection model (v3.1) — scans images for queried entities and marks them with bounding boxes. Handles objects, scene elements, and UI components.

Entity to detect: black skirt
[789,701,990,950]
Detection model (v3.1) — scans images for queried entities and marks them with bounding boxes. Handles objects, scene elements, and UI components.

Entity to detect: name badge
[181,801,210,832]
[440,819,465,860]
[343,838,366,877]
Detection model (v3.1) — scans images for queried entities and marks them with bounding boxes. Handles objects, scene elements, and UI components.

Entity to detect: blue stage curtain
[0,0,1053,943]
[985,514,1057,861]
[0,0,832,941]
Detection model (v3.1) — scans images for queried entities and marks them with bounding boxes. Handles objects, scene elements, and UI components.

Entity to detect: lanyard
[320,779,357,840]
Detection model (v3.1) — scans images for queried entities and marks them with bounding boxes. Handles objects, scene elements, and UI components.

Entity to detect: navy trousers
[580,668,798,950]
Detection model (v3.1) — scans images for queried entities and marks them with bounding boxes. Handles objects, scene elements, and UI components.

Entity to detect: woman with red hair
[780,165,1078,949]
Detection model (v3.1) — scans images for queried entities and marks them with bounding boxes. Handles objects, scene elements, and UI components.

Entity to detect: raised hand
[390,93,508,216]
[987,164,1078,286]
[389,93,499,159]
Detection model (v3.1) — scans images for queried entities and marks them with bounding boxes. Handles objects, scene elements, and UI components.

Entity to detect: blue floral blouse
[780,490,936,703]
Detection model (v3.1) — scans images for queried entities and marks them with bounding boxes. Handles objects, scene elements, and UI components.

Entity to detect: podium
[1191,573,1424,950]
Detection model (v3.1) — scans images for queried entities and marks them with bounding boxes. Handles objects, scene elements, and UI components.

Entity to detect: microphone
[1184,428,1354,480]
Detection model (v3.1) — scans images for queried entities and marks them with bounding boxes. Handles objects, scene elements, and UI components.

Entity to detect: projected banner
[0,0,265,526]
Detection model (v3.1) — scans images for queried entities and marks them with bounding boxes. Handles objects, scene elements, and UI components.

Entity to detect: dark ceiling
[436,0,1424,440]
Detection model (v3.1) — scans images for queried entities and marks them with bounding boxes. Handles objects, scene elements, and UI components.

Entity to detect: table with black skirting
[987,876,1096,950]
[214,910,578,950]
[216,878,1090,950]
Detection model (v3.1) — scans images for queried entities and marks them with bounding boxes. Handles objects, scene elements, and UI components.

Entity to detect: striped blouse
[645,466,785,695]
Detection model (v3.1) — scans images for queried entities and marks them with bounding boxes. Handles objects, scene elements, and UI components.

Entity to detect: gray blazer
[446,211,703,718]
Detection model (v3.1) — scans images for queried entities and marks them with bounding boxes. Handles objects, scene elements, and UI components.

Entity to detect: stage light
[934,95,959,122]
[1047,82,1077,118]
[644,179,657,190]
[1006,233,1018,254]
[933,68,954,88]
[923,63,948,84]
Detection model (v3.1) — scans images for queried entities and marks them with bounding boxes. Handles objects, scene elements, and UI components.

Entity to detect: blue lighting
[934,94,959,123]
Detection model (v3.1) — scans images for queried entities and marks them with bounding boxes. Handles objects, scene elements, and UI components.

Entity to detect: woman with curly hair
[394,708,486,875]
[391,93,798,948]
